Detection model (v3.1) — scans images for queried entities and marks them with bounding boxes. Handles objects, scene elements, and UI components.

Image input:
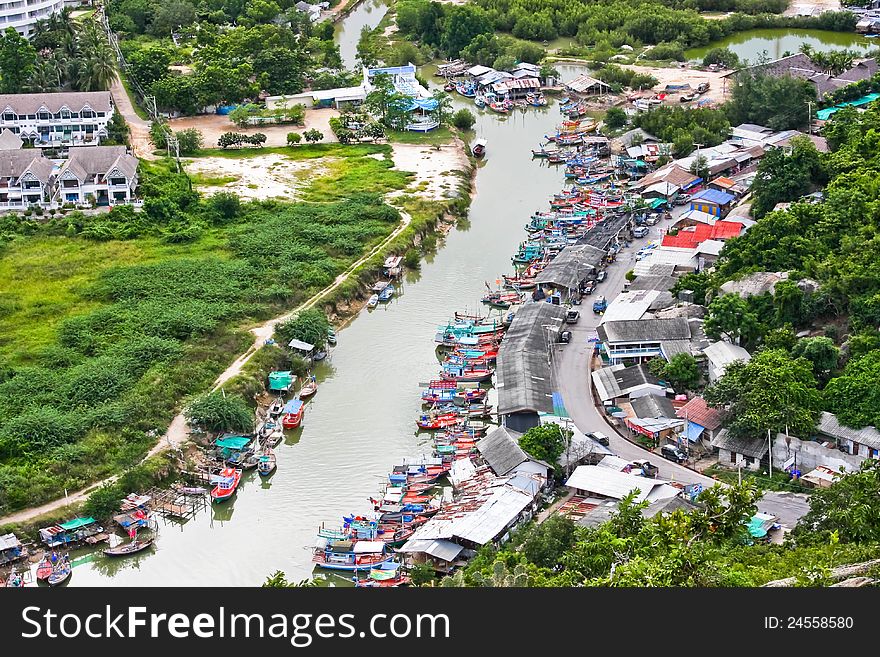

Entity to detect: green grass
[703,464,815,493]
[387,127,455,146]
[188,172,241,186]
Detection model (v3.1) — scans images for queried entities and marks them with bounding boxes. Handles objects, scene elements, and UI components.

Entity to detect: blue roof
[691,188,735,205]
[369,64,416,76]
[685,421,705,443]
[282,399,304,414]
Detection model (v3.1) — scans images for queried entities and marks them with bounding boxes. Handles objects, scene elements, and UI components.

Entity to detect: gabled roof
[703,340,751,377]
[676,395,723,431]
[661,220,743,249]
[534,244,605,290]
[62,146,138,182]
[0,149,54,184]
[631,394,676,419]
[477,426,550,476]
[597,317,692,343]
[690,188,736,206]
[0,128,21,149]
[636,163,700,190]
[0,91,112,115]
[564,466,680,503]
[566,73,611,93]
[711,428,768,459]
[817,411,880,450]
[591,363,664,402]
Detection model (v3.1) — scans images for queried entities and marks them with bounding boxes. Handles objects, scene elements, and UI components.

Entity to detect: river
[35,52,587,585]
[685,28,876,63]
[335,0,390,70]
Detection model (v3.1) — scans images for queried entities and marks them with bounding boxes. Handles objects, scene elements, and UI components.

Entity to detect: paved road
[550,211,811,525]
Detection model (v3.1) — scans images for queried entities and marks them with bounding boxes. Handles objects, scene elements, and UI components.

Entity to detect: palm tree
[28,60,59,92]
[79,43,116,91]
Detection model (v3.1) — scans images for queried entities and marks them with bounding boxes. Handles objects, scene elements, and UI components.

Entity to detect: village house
[476,425,554,483]
[55,146,139,207]
[702,340,751,383]
[591,362,669,406]
[711,429,769,470]
[0,149,55,209]
[565,73,612,96]
[564,465,681,502]
[533,244,605,302]
[815,411,880,460]
[599,288,676,323]
[688,188,736,218]
[595,317,708,365]
[676,395,724,453]
[0,91,115,148]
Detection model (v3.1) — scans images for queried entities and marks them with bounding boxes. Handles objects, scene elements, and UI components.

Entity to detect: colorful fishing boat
[47,555,71,587]
[416,412,460,430]
[354,561,411,587]
[312,539,395,571]
[488,101,508,114]
[472,138,487,157]
[258,448,277,476]
[104,537,154,557]
[439,363,494,383]
[267,397,285,418]
[481,291,522,308]
[5,566,24,587]
[281,399,305,429]
[36,555,54,582]
[298,374,318,400]
[210,467,242,503]
[377,284,395,302]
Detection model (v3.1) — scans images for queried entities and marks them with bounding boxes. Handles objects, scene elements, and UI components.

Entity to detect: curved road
[552,213,810,528]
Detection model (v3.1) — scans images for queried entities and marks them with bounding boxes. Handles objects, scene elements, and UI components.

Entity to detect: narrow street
[550,211,811,525]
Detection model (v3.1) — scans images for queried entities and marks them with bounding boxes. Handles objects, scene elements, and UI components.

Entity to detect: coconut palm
[79,43,116,91]
[28,60,59,92]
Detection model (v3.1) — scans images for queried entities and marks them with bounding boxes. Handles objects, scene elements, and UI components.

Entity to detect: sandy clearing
[110,73,153,159]
[389,141,470,201]
[623,64,732,104]
[168,107,340,149]
[185,153,328,201]
[784,0,841,16]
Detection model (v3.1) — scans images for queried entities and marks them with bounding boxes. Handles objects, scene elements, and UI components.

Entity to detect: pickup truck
[629,459,659,478]
[592,296,607,313]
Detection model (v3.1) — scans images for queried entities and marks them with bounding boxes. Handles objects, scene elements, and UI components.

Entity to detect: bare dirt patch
[168,107,340,148]
[185,154,330,201]
[623,64,733,104]
[389,141,470,201]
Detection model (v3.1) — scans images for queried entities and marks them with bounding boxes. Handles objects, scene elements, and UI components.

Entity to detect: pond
[685,28,877,64]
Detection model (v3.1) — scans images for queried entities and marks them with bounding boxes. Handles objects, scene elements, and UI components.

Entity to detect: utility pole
[767,428,772,477]
[806,100,813,135]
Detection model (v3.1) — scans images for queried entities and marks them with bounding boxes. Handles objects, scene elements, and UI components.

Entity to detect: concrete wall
[772,434,865,473]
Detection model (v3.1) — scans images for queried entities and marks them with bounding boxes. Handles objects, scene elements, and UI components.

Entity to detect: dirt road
[110,73,154,158]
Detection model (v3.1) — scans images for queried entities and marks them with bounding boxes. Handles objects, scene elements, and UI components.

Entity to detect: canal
[685,28,876,63]
[334,0,390,70]
[42,55,588,585]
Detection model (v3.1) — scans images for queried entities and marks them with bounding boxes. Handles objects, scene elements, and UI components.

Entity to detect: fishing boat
[36,555,54,582]
[440,363,494,383]
[104,537,154,557]
[281,399,305,429]
[326,328,337,345]
[416,412,460,430]
[312,539,395,571]
[210,467,242,503]
[299,374,318,400]
[377,284,395,302]
[443,80,455,92]
[488,101,508,114]
[502,274,536,290]
[241,451,260,470]
[267,397,285,418]
[367,293,379,308]
[5,566,24,587]
[354,561,411,587]
[258,448,277,476]
[472,138,487,157]
[474,95,486,108]
[313,350,327,361]
[47,555,71,587]
[481,291,522,308]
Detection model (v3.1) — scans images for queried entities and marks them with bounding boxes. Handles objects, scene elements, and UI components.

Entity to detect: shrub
[303,129,324,143]
[287,132,302,146]
[175,127,203,155]
[185,390,254,434]
[452,108,476,130]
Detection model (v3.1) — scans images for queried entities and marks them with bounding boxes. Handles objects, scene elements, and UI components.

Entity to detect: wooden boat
[5,566,24,587]
[474,95,486,108]
[313,350,327,361]
[47,556,71,587]
[267,397,285,418]
[326,328,337,345]
[104,538,154,557]
[354,561,411,587]
[210,467,242,503]
[502,274,536,290]
[472,138,486,157]
[416,412,460,430]
[439,364,494,383]
[281,399,305,429]
[241,452,260,470]
[312,539,395,571]
[443,81,455,92]
[481,291,522,308]
[488,101,508,114]
[258,448,277,476]
[377,284,395,302]
[298,375,318,400]
[367,294,379,308]
[36,556,54,582]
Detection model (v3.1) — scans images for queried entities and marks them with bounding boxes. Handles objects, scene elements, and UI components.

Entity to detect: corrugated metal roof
[534,245,606,290]
[564,466,678,503]
[817,411,880,450]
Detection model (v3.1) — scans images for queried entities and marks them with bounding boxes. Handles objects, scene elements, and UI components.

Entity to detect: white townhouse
[0,91,115,148]
[55,145,138,206]
[0,148,55,208]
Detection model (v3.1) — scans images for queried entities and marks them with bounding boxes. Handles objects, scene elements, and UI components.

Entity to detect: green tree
[440,5,493,57]
[409,563,436,586]
[704,349,821,441]
[518,423,570,464]
[704,294,761,347]
[184,390,254,434]
[174,128,203,155]
[702,47,739,69]
[662,353,700,391]
[287,132,302,146]
[750,137,826,219]
[0,27,37,93]
[792,459,880,545]
[452,108,476,130]
[521,515,578,568]
[303,128,324,144]
[229,103,258,128]
[689,154,709,181]
[128,45,172,86]
[792,337,839,381]
[604,107,628,130]
[725,70,816,132]
[275,308,331,350]
[823,351,880,428]
[431,89,453,125]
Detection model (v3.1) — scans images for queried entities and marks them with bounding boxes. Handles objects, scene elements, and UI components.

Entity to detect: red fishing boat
[354,562,411,587]
[36,555,55,582]
[210,467,242,503]
[281,399,305,429]
[416,412,460,430]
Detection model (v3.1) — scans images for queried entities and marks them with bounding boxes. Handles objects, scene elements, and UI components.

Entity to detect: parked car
[558,330,572,344]
[582,280,597,295]
[674,193,691,206]
[596,271,607,282]
[592,295,607,313]
[630,459,659,478]
[633,226,649,238]
[565,309,580,324]
[587,431,610,446]
[661,444,688,463]
[645,213,660,226]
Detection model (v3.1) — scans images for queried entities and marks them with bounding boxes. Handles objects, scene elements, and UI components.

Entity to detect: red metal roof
[661,220,744,248]
[676,396,723,431]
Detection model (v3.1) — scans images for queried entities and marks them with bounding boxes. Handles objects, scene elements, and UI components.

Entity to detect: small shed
[689,188,736,217]
[711,428,769,470]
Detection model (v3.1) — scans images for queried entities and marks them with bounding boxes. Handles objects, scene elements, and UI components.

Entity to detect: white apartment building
[0,0,66,37]
[55,145,139,206]
[0,149,55,209]
[0,91,114,148]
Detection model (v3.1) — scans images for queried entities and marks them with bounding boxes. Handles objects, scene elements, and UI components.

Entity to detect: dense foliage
[632,106,730,156]
[518,424,571,464]
[725,69,817,132]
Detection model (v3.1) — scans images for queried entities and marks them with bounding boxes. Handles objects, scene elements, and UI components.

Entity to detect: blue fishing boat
[377,284,395,302]
[312,539,395,571]
[258,448,277,476]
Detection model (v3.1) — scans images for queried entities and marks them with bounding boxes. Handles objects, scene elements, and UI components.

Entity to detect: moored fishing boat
[47,555,71,587]
[298,374,318,400]
[281,399,305,429]
[210,467,242,503]
[5,566,24,587]
[472,138,487,157]
[416,412,460,430]
[354,561,411,587]
[104,537,154,557]
[377,284,395,302]
[481,290,522,308]
[312,539,395,572]
[35,555,54,582]
[367,293,379,308]
[439,362,494,383]
[258,448,277,476]
[267,397,284,418]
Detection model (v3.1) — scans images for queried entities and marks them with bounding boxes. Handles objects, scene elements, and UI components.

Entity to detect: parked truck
[592,295,607,313]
